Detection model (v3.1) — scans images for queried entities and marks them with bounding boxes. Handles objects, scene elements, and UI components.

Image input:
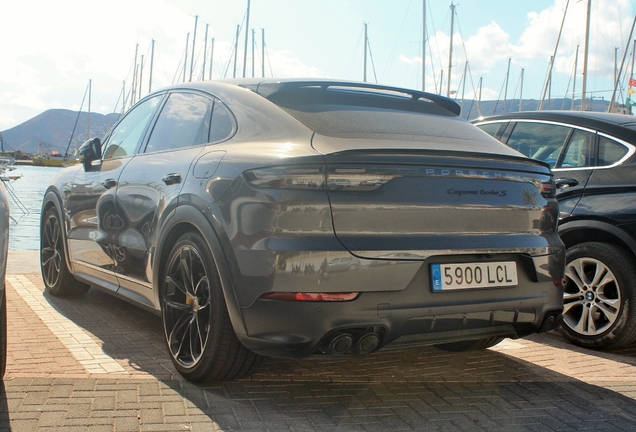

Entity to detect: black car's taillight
[244,165,325,190]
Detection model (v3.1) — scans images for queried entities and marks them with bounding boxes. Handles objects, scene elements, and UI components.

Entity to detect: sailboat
[32,139,77,167]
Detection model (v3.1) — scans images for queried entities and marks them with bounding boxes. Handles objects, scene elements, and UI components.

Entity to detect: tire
[348,264,359,271]
[559,242,636,349]
[161,232,262,382]
[40,207,90,296]
[435,337,504,352]
[0,288,6,378]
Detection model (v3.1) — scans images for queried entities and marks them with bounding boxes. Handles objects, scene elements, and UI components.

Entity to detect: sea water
[5,165,62,250]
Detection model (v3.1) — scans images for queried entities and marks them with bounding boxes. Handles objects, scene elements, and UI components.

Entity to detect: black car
[474,111,636,349]
[40,79,564,382]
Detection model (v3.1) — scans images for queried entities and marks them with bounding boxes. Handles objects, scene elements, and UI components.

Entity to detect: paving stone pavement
[3,251,636,431]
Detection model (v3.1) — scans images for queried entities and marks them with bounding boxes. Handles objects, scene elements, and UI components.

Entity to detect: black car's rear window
[266,86,458,138]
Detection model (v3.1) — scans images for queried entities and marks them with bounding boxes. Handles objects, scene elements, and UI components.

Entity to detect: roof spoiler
[239,80,462,117]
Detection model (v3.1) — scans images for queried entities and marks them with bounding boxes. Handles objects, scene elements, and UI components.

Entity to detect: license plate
[431,261,518,291]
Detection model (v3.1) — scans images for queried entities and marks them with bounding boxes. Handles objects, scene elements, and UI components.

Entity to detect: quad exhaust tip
[322,331,381,355]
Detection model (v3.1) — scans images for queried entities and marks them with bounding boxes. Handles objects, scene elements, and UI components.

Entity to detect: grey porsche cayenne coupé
[40,79,565,382]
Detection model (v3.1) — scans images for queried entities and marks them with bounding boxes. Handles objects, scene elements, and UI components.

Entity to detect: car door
[501,121,595,218]
[113,91,219,307]
[67,94,163,291]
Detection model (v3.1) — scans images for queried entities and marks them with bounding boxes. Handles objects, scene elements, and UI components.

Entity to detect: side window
[145,92,213,153]
[506,122,571,168]
[103,95,161,159]
[598,136,629,166]
[476,122,503,138]
[209,101,235,143]
[558,130,594,168]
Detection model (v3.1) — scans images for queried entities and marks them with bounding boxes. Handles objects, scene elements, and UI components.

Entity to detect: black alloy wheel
[560,242,636,349]
[161,232,262,382]
[40,207,89,296]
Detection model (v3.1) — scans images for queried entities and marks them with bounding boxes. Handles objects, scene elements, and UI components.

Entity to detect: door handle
[162,173,182,186]
[102,178,117,189]
[555,178,579,189]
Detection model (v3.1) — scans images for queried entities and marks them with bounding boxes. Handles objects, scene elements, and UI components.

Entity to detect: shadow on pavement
[12,281,636,430]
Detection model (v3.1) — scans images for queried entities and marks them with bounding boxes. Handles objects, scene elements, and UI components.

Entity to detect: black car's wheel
[435,336,504,352]
[0,288,6,378]
[40,207,90,296]
[559,242,636,349]
[161,232,262,382]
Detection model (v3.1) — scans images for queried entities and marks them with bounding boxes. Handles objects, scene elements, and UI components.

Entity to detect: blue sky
[2,0,636,130]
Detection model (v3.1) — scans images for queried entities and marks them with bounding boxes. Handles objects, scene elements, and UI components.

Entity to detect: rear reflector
[259,292,359,301]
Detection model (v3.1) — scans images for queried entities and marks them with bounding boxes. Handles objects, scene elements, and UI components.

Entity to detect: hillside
[0,109,120,155]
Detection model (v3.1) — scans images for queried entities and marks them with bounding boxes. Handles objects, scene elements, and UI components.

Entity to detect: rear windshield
[267,86,465,138]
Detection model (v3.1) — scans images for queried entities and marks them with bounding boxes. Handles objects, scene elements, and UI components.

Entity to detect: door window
[558,130,594,168]
[506,122,571,167]
[145,92,213,153]
[103,95,162,159]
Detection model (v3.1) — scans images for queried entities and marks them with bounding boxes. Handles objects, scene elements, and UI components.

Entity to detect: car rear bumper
[236,251,564,359]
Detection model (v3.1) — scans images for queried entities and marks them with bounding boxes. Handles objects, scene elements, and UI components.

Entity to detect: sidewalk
[3,250,636,431]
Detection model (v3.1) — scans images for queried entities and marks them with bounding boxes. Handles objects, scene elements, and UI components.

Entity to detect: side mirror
[77,138,102,169]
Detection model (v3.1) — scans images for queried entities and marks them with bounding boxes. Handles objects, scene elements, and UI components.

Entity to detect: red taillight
[259,292,359,301]
[540,178,556,198]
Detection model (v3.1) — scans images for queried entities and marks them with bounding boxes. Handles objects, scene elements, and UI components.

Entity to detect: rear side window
[598,136,629,166]
[209,101,235,143]
[506,122,571,167]
[145,92,213,153]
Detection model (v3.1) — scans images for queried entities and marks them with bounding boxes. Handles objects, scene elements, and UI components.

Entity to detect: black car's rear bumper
[235,252,564,359]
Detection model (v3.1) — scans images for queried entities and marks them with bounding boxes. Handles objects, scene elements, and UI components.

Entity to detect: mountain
[0,109,120,155]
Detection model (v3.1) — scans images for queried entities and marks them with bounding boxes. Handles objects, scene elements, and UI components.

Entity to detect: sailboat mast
[149,39,155,93]
[519,68,524,112]
[581,0,591,111]
[539,0,569,110]
[503,58,511,113]
[243,0,251,78]
[138,55,144,100]
[183,33,189,83]
[252,28,255,77]
[422,0,426,91]
[233,25,239,78]
[209,38,215,80]
[477,77,483,117]
[202,24,209,81]
[608,13,636,112]
[461,61,468,113]
[364,23,368,82]
[87,79,91,140]
[446,2,455,97]
[131,44,139,105]
[572,45,579,110]
[262,29,265,77]
[190,15,198,82]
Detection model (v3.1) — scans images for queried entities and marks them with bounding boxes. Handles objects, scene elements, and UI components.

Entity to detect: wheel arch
[558,219,636,264]
[153,205,247,336]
